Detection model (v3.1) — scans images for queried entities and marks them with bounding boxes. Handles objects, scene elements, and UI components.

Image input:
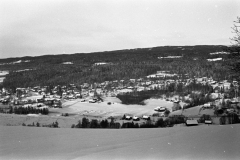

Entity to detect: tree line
[116,81,215,105]
[7,106,49,115]
[69,116,187,129]
[71,117,121,129]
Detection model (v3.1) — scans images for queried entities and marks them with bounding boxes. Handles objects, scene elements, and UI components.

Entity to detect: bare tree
[231,17,240,46]
[227,17,240,83]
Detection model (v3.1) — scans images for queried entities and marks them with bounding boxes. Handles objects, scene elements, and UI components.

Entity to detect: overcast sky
[0,0,240,58]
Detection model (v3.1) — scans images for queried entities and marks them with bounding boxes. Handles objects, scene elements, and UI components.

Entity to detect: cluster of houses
[123,115,151,121]
[0,72,239,100]
[0,71,239,115]
[0,68,239,100]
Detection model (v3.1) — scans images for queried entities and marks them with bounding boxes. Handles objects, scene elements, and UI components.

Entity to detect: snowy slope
[0,125,239,160]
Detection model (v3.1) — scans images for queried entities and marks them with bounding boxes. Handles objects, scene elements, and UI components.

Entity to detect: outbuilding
[205,120,212,124]
[185,119,198,126]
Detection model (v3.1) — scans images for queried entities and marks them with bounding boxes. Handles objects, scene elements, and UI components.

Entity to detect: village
[0,70,239,128]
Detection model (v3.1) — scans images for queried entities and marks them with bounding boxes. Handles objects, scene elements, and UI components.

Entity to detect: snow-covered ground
[64,97,177,118]
[0,97,209,127]
[207,58,223,61]
[0,71,9,83]
[209,51,229,55]
[170,105,215,117]
[0,97,185,127]
[158,56,183,59]
[0,124,239,160]
[0,60,30,65]
[0,71,9,76]
[0,77,5,83]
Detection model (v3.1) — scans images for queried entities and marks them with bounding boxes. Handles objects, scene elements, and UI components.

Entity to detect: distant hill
[0,45,227,63]
[0,45,230,88]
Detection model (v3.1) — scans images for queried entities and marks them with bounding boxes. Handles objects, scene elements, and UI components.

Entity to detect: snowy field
[63,97,182,118]
[0,97,214,127]
[0,70,9,76]
[170,105,215,117]
[0,124,239,160]
[61,97,213,119]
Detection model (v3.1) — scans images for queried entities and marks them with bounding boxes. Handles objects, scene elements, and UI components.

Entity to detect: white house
[223,82,231,90]
[142,115,150,120]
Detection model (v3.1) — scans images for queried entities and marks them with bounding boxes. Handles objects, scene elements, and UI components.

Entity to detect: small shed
[185,119,198,126]
[203,103,211,108]
[154,106,166,112]
[205,120,212,124]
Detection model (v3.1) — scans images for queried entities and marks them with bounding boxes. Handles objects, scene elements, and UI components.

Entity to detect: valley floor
[0,97,216,128]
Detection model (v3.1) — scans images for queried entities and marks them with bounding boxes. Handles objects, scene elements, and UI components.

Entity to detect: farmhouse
[203,103,211,109]
[133,116,140,121]
[125,115,132,120]
[142,115,150,120]
[223,82,231,90]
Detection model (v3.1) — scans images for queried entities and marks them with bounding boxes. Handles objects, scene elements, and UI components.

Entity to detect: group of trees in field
[8,106,49,115]
[121,116,186,128]
[116,91,151,105]
[71,117,121,129]
[116,80,215,105]
[69,116,189,129]
[183,93,214,109]
[22,121,59,128]
[220,113,240,125]
[198,114,212,123]
[121,121,157,128]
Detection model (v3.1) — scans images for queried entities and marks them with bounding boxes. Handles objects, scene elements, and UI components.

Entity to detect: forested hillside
[0,45,230,88]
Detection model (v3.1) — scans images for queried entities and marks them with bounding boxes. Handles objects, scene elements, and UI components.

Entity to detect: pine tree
[90,119,99,128]
[134,123,139,128]
[82,117,89,128]
[55,121,58,128]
